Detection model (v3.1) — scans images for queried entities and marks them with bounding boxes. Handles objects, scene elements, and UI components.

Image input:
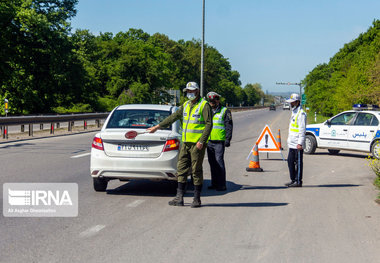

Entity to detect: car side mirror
[325,119,331,126]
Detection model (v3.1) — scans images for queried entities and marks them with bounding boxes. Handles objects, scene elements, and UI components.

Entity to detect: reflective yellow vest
[209,107,227,141]
[290,107,304,133]
[182,98,208,143]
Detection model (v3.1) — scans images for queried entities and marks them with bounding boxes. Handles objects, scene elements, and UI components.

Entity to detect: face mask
[187,93,196,101]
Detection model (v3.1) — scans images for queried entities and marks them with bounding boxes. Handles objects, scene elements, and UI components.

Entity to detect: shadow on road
[241,184,360,189]
[106,180,177,197]
[106,179,243,197]
[312,152,368,159]
[303,184,361,188]
[0,142,34,149]
[105,179,361,197]
[202,202,288,207]
[241,185,288,190]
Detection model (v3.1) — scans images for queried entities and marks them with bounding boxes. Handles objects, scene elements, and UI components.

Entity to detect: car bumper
[90,149,178,181]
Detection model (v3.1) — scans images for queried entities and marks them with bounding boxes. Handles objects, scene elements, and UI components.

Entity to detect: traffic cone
[246,143,263,172]
[276,129,283,150]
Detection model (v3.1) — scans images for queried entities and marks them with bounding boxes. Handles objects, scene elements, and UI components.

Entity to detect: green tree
[244,83,263,106]
[304,20,380,116]
[0,0,98,114]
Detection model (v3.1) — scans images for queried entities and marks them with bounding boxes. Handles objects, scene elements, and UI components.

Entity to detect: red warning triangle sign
[256,125,281,152]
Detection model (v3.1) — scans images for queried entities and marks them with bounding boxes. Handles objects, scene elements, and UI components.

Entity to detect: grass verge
[367,156,380,203]
[307,112,330,124]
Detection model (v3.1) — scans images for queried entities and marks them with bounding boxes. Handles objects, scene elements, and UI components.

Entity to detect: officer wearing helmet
[285,93,307,187]
[206,91,233,191]
[147,82,213,208]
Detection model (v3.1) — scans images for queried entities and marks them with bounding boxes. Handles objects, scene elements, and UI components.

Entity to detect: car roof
[115,104,175,111]
[340,110,380,115]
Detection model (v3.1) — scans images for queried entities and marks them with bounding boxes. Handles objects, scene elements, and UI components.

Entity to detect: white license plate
[117,144,149,151]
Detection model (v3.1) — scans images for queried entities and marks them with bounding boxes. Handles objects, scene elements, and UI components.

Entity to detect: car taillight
[163,138,180,152]
[92,136,104,151]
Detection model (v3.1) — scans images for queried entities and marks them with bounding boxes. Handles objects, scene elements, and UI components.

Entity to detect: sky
[70,0,380,94]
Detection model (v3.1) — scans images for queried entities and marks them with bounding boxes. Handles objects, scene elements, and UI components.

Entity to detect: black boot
[285,181,295,187]
[191,184,202,208]
[168,182,185,206]
[288,181,302,187]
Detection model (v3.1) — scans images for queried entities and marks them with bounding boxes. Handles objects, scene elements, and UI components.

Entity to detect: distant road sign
[301,94,306,105]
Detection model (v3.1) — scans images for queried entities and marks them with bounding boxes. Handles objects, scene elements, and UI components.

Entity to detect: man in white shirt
[285,93,307,187]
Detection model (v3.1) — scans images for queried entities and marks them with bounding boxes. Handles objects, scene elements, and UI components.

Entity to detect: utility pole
[200,0,205,97]
[276,82,303,105]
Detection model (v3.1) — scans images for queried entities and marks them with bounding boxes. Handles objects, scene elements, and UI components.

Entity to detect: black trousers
[207,141,226,188]
[287,148,303,183]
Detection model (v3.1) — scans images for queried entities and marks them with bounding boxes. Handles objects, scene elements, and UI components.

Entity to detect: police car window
[354,113,374,126]
[330,112,355,125]
[370,115,379,126]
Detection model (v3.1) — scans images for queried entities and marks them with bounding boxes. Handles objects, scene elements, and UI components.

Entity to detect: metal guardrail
[0,112,110,139]
[0,106,267,139]
[228,105,268,111]
[0,112,109,125]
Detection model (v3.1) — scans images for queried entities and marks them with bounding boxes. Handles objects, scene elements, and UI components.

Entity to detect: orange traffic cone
[246,143,263,172]
[276,129,283,150]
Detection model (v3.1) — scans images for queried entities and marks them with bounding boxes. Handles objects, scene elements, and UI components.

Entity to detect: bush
[367,155,380,200]
[97,97,118,112]
[52,103,93,114]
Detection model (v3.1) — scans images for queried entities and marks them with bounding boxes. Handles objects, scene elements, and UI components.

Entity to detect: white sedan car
[305,108,380,159]
[90,104,181,192]
[283,102,291,110]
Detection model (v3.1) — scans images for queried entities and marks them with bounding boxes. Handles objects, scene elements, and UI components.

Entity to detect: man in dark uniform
[285,93,306,187]
[147,82,213,208]
[206,92,233,191]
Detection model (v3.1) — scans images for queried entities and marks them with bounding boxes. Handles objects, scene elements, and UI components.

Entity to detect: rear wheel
[304,135,317,154]
[328,149,340,155]
[371,140,380,159]
[93,178,108,192]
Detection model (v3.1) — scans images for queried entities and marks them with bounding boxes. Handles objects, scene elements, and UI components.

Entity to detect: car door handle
[343,129,348,131]
[370,130,374,132]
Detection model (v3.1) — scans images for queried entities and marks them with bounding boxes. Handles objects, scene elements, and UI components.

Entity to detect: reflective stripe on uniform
[182,98,208,143]
[290,109,301,131]
[186,120,206,124]
[209,107,227,140]
[184,129,204,134]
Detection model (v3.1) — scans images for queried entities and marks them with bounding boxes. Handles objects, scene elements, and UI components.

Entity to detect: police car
[304,104,380,159]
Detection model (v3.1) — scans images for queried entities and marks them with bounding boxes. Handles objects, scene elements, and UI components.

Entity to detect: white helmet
[286,93,300,103]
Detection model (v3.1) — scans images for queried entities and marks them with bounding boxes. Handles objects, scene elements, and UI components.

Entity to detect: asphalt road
[1,107,380,263]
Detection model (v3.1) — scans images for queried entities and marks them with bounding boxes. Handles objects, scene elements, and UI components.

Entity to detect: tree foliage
[0,0,265,114]
[304,20,380,116]
[244,83,264,106]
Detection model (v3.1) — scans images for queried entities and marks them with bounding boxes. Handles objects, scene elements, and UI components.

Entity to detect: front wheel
[371,140,380,159]
[304,135,317,154]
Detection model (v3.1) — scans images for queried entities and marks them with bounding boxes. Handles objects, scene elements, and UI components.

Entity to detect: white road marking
[79,225,106,238]
[126,199,145,208]
[71,152,91,159]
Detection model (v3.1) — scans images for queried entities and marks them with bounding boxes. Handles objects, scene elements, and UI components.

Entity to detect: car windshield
[106,109,171,130]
